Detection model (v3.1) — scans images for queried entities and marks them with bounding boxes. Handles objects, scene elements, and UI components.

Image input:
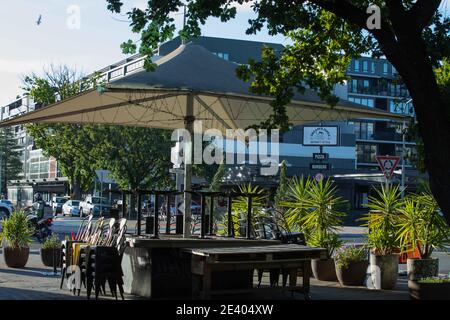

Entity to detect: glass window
[352,79,358,93]
[383,63,388,74]
[223,53,229,61]
[354,60,360,72]
[363,61,368,72]
[371,61,376,73]
[356,144,377,163]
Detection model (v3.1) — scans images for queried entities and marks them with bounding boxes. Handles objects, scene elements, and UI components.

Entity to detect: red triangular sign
[376,155,401,179]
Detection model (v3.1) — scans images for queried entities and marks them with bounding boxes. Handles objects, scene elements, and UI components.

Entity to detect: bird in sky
[36,14,42,26]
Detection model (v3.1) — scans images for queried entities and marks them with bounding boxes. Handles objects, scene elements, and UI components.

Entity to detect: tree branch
[409,0,441,30]
[307,0,398,56]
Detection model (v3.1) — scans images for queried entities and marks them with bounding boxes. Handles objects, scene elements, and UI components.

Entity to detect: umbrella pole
[183,93,195,238]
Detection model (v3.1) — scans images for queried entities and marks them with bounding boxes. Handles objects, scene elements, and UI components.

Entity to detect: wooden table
[183,244,326,300]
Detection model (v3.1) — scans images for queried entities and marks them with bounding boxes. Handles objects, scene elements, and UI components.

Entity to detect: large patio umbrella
[1,43,407,237]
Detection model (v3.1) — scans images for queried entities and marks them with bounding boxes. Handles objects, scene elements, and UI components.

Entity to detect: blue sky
[0,0,287,105]
[0,0,449,106]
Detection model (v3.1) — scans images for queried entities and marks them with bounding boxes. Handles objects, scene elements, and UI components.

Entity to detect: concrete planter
[336,260,369,286]
[407,258,438,281]
[409,280,450,300]
[370,253,399,290]
[311,258,337,281]
[3,247,29,268]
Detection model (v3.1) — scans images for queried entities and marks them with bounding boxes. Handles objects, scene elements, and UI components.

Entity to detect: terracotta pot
[409,280,450,300]
[407,258,438,281]
[370,253,399,290]
[3,247,30,268]
[311,258,337,281]
[336,260,369,286]
[40,248,62,267]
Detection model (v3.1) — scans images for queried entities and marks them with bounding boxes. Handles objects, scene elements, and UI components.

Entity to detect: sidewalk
[0,247,410,300]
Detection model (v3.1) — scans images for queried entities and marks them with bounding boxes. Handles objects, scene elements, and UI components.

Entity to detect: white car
[62,200,81,217]
[52,196,70,214]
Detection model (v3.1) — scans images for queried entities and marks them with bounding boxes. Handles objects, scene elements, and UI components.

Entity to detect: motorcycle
[24,207,53,243]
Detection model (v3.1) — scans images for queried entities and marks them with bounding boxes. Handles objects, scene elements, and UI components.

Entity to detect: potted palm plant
[361,183,401,290]
[0,211,33,268]
[40,234,62,267]
[397,191,449,281]
[284,178,345,281]
[334,245,369,286]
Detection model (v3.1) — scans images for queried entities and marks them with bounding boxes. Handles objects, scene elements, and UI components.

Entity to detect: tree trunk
[71,174,83,200]
[381,35,450,225]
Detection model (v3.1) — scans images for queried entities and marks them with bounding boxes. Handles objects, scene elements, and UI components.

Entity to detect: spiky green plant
[0,211,33,249]
[283,178,345,258]
[360,183,402,255]
[231,183,268,237]
[282,176,312,232]
[397,192,450,259]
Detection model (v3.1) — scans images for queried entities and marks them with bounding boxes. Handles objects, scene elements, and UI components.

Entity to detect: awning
[0,44,407,132]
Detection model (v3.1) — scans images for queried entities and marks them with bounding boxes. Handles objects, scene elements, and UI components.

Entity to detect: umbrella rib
[195,96,232,130]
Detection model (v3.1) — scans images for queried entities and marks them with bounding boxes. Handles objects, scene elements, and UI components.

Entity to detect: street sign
[310,163,330,170]
[314,173,325,182]
[313,153,329,161]
[376,155,401,179]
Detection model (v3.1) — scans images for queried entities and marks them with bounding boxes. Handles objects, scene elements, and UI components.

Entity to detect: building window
[354,60,360,72]
[371,61,376,73]
[356,144,377,163]
[354,122,374,140]
[363,80,370,93]
[363,61,368,72]
[383,63,388,75]
[351,79,357,93]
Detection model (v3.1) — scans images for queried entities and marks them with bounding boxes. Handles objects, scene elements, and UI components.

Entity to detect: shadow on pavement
[0,287,81,300]
[0,266,60,278]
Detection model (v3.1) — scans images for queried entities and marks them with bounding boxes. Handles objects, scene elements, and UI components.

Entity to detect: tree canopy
[106,0,450,225]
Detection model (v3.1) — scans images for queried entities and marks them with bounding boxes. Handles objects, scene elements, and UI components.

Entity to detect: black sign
[310,163,330,170]
[313,153,329,161]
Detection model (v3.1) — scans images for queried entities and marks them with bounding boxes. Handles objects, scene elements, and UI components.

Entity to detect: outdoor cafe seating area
[60,187,325,300]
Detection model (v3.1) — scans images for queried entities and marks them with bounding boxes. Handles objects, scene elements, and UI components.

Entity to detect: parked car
[79,196,112,217]
[62,200,81,217]
[51,196,70,215]
[0,200,13,220]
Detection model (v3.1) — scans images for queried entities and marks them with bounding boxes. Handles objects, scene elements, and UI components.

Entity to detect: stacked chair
[253,210,306,288]
[60,215,128,299]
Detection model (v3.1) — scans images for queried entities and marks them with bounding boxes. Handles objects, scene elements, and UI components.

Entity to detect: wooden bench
[183,244,326,300]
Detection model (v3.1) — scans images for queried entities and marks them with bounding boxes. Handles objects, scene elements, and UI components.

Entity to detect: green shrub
[417,277,450,284]
[42,234,60,249]
[0,211,33,249]
[335,245,368,269]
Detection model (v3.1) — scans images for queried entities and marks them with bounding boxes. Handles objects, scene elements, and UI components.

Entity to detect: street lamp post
[401,98,413,198]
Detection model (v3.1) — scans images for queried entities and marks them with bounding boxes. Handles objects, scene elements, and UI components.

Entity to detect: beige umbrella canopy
[1,44,406,131]
[1,43,407,237]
